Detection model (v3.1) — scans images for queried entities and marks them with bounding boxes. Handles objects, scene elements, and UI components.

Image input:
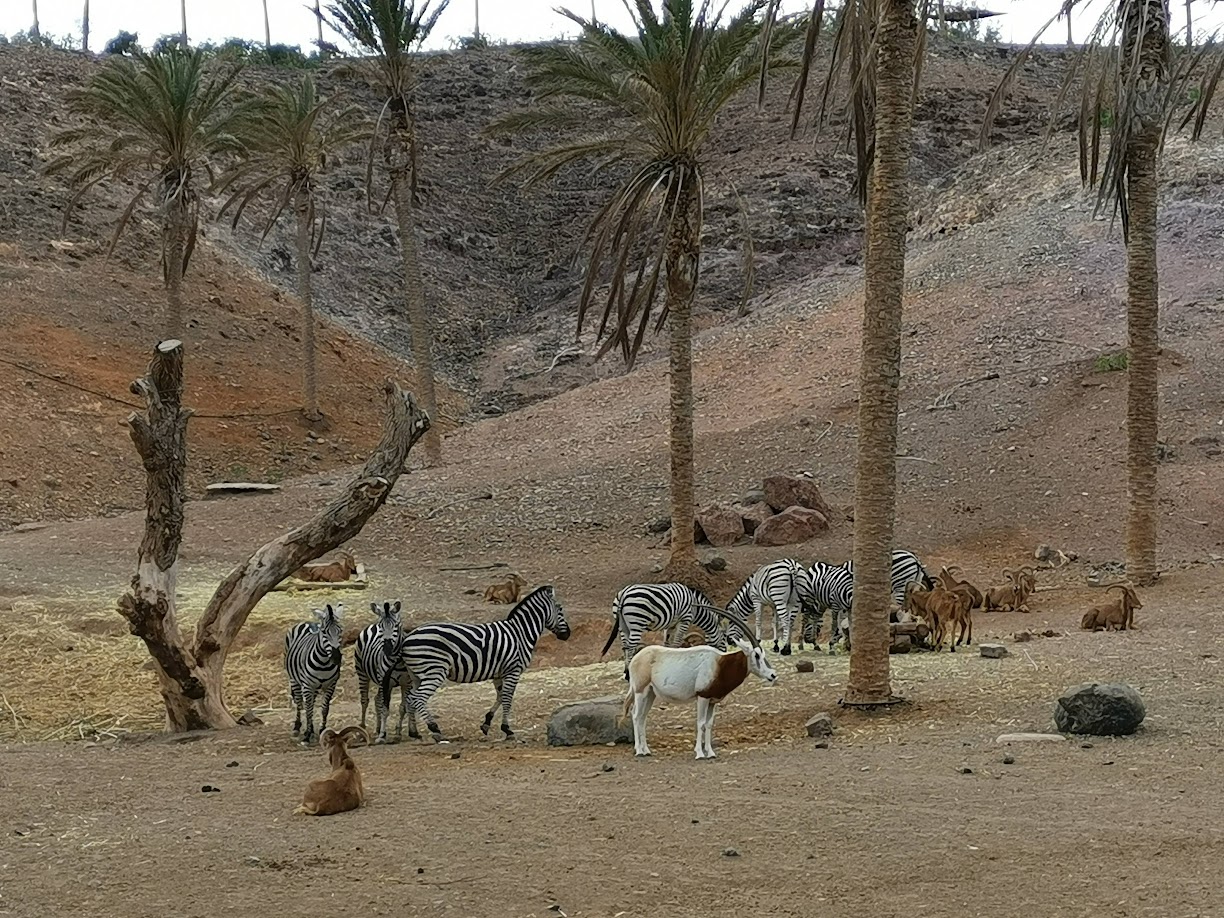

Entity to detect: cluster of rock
[690,474,834,548]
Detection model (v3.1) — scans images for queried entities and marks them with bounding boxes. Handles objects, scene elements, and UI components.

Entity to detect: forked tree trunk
[389,120,443,467]
[163,193,188,338]
[296,188,321,420]
[1120,0,1170,585]
[661,178,700,578]
[118,342,431,731]
[82,0,90,51]
[845,0,917,706]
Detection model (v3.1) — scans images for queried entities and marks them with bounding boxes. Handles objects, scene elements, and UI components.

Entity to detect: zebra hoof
[780,645,792,656]
[771,642,780,653]
[480,723,491,736]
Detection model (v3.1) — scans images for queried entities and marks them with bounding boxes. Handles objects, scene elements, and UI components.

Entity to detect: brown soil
[2,35,1224,918]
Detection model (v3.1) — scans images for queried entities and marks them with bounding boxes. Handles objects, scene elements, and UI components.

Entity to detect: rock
[1013,631,1034,642]
[237,710,264,727]
[201,785,221,793]
[737,502,773,535]
[754,506,828,547]
[722,848,741,858]
[225,761,239,768]
[601,763,615,773]
[995,732,1066,744]
[743,488,767,505]
[979,643,1009,659]
[696,503,745,547]
[1054,683,1146,736]
[889,635,913,654]
[449,752,461,760]
[645,517,671,535]
[547,697,634,747]
[958,766,973,774]
[13,522,48,533]
[813,740,829,749]
[795,660,815,673]
[703,554,728,573]
[762,474,833,517]
[1003,755,1015,765]
[1034,543,1076,568]
[805,713,833,738]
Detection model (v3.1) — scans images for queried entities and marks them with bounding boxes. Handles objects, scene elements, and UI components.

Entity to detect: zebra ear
[311,607,326,623]
[392,601,402,614]
[370,602,379,614]
[333,603,344,619]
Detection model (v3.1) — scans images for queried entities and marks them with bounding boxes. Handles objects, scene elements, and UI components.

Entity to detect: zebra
[811,549,935,652]
[283,603,344,745]
[600,582,722,680]
[378,585,570,743]
[353,600,411,741]
[725,559,818,656]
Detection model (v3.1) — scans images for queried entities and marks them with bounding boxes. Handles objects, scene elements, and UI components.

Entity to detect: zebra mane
[505,585,554,619]
[726,579,753,615]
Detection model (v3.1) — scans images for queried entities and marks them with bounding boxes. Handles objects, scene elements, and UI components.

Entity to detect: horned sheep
[1081,584,1142,632]
[294,726,369,816]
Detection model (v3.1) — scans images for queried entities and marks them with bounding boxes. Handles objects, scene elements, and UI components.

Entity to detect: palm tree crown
[47,48,244,332]
[495,0,798,363]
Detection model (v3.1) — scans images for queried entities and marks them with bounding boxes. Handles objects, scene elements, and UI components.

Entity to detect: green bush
[1094,350,1130,372]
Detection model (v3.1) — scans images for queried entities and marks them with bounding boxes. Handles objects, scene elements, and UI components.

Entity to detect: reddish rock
[753,506,829,547]
[695,504,745,548]
[738,502,773,535]
[762,475,833,518]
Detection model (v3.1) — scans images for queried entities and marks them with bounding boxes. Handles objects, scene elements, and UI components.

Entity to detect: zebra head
[312,603,344,655]
[541,586,571,641]
[371,600,403,655]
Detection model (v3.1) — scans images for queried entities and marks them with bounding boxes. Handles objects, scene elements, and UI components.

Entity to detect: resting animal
[292,549,358,583]
[294,726,369,816]
[623,636,777,760]
[484,573,528,604]
[1081,584,1142,632]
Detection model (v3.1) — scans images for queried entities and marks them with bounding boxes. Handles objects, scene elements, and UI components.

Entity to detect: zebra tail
[600,601,622,658]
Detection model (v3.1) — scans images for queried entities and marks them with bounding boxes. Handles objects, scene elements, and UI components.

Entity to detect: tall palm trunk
[314,0,324,51]
[388,118,442,465]
[264,0,272,48]
[296,188,321,421]
[163,194,188,338]
[845,0,917,705]
[31,0,40,39]
[662,179,700,575]
[180,0,189,50]
[1121,1,1170,585]
[82,0,90,51]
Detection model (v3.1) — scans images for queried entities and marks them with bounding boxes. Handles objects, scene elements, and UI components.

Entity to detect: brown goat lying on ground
[1081,584,1142,632]
[484,573,528,604]
[292,550,358,584]
[294,726,369,816]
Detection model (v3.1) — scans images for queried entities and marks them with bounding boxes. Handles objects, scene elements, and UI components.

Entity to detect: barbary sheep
[623,636,777,760]
[294,726,369,816]
[1081,584,1142,632]
[924,585,972,651]
[936,566,984,610]
[484,573,528,604]
[291,549,358,584]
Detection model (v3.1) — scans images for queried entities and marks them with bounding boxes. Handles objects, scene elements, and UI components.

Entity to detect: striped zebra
[811,549,935,652]
[353,600,411,741]
[283,603,344,745]
[725,559,818,656]
[378,585,570,743]
[601,583,723,680]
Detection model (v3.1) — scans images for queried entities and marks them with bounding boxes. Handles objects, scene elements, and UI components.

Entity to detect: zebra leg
[668,621,691,648]
[301,687,319,745]
[622,637,638,682]
[496,671,522,739]
[481,678,504,736]
[403,674,420,740]
[288,682,303,736]
[358,672,370,730]
[779,605,795,656]
[319,678,338,734]
[374,677,392,744]
[408,671,448,742]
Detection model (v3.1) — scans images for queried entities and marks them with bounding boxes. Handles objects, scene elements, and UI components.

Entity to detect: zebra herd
[602,550,935,676]
[282,586,570,746]
[281,550,933,748]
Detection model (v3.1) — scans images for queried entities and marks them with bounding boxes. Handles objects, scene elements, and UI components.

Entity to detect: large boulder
[1054,683,1146,736]
[762,474,833,518]
[547,697,634,747]
[696,503,746,548]
[738,502,773,535]
[754,506,829,547]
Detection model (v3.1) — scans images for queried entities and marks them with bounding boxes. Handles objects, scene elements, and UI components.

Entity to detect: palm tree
[181,0,189,50]
[215,77,367,421]
[83,0,90,52]
[775,0,921,704]
[264,0,273,48]
[323,0,448,466]
[47,49,244,337]
[491,1,797,579]
[984,0,1221,586]
[31,0,40,39]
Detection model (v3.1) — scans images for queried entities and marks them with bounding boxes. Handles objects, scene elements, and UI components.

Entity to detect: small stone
[703,554,728,573]
[601,763,615,773]
[995,732,1066,744]
[1081,742,1094,749]
[1013,631,1034,642]
[1003,755,1015,765]
[650,562,664,574]
[805,713,833,738]
[13,522,48,533]
[813,741,829,749]
[645,517,671,534]
[980,643,1009,659]
[416,867,425,875]
[201,785,220,793]
[449,752,461,760]
[237,710,264,727]
[742,488,767,505]
[226,761,239,768]
[244,856,261,867]
[958,766,973,775]
[723,847,741,858]
[796,660,815,673]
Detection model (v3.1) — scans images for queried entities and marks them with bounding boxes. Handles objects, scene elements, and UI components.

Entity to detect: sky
[4,1,1224,53]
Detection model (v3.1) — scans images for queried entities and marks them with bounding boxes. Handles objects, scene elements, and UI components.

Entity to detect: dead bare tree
[117,341,430,731]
